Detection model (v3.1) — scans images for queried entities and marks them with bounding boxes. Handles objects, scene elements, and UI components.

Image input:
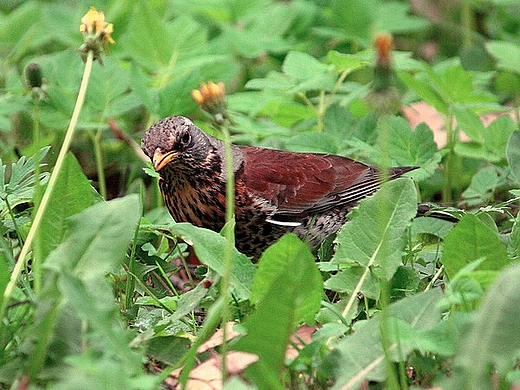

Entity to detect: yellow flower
[80,7,114,41]
[78,6,115,63]
[191,81,228,124]
[192,82,226,108]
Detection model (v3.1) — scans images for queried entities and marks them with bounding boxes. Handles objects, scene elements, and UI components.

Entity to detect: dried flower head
[191,81,228,124]
[78,7,115,64]
[24,62,47,101]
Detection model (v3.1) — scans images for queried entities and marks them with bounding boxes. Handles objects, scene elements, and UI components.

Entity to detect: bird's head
[141,116,214,173]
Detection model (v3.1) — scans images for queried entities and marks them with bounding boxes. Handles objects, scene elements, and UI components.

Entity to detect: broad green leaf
[157,72,199,118]
[170,222,255,300]
[119,2,175,72]
[252,233,322,324]
[326,0,375,46]
[461,166,501,205]
[27,196,143,379]
[329,289,443,389]
[44,195,141,280]
[485,40,520,73]
[376,117,441,180]
[452,107,485,142]
[327,50,369,73]
[506,131,520,184]
[374,2,430,34]
[484,116,517,160]
[398,71,448,114]
[325,266,380,300]
[411,216,455,239]
[36,153,100,261]
[85,59,131,113]
[282,51,336,92]
[454,141,501,162]
[332,179,418,280]
[234,234,322,390]
[440,263,520,390]
[282,51,331,81]
[441,214,511,279]
[245,71,295,92]
[219,23,289,58]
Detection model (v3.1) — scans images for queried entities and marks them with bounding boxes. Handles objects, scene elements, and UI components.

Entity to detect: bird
[141,116,417,259]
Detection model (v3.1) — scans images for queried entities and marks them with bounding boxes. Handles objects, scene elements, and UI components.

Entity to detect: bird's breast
[159,175,227,231]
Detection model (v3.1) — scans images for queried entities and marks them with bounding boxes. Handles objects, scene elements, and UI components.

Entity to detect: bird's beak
[153,150,177,171]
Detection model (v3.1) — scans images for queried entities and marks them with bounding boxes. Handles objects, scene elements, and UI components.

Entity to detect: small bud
[372,34,394,92]
[25,63,43,89]
[367,33,401,114]
[374,34,393,69]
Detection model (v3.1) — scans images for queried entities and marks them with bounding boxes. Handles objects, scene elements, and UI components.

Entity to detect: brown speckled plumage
[141,116,416,258]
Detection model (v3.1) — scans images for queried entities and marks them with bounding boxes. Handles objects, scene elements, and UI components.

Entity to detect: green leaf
[325,0,375,46]
[486,40,520,73]
[376,117,441,180]
[170,222,255,300]
[441,214,511,280]
[35,153,100,261]
[332,179,418,280]
[159,269,219,325]
[120,2,174,72]
[506,131,520,184]
[325,266,380,299]
[157,72,199,117]
[461,166,501,205]
[411,216,455,239]
[327,50,369,73]
[398,71,449,114]
[0,147,49,211]
[44,195,141,279]
[328,289,443,389]
[26,196,143,380]
[252,233,322,324]
[484,116,517,160]
[374,2,430,34]
[441,263,520,389]
[281,51,337,92]
[234,234,322,390]
[452,107,485,143]
[282,51,331,81]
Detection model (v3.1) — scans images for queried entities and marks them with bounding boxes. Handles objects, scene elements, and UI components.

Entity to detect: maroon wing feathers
[239,147,374,221]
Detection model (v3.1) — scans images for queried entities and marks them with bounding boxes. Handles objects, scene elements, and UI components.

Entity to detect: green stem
[91,126,107,199]
[316,90,326,132]
[442,114,454,203]
[219,119,235,382]
[1,50,94,318]
[324,69,350,110]
[461,0,473,48]
[32,100,43,294]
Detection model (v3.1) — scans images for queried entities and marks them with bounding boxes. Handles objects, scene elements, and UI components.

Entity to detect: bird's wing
[238,147,384,224]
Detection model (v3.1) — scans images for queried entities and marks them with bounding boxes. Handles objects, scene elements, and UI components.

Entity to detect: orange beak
[152,149,177,171]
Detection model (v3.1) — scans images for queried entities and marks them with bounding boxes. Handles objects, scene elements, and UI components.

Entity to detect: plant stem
[1,50,94,318]
[442,114,454,203]
[461,0,473,48]
[219,119,235,382]
[91,126,107,199]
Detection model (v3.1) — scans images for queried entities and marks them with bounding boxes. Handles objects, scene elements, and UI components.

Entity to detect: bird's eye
[180,132,191,146]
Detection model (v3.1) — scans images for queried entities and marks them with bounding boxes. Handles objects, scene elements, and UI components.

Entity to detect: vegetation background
[1,0,520,389]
